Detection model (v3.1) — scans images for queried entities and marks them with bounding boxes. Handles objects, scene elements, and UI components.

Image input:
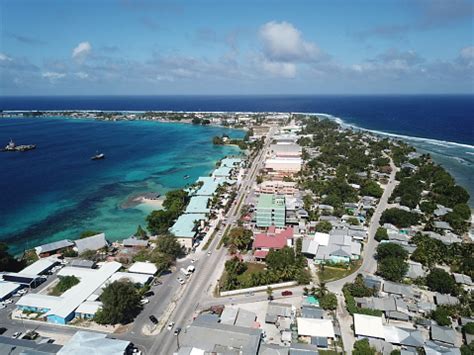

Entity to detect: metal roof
[57,331,130,355]
[74,233,107,254]
[0,281,21,299]
[185,196,210,214]
[35,240,74,254]
[170,213,206,238]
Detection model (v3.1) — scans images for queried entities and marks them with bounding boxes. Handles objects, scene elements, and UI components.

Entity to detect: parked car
[149,315,158,324]
[207,251,212,256]
[143,291,154,297]
[281,290,293,296]
[167,322,175,330]
[174,327,181,336]
[12,332,22,339]
[140,298,149,305]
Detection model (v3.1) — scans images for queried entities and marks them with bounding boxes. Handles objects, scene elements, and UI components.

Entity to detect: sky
[1,0,473,95]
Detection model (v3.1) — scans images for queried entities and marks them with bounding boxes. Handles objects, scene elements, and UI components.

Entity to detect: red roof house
[253,227,294,260]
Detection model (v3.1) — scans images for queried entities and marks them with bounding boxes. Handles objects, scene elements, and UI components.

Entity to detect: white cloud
[261,59,296,78]
[259,21,320,62]
[459,46,474,67]
[74,72,89,79]
[72,41,92,60]
[0,53,12,62]
[42,71,66,81]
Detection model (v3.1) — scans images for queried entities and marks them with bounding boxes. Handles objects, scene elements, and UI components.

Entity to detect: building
[170,213,207,249]
[353,314,385,340]
[0,282,21,301]
[256,194,286,228]
[74,233,108,254]
[266,302,293,324]
[269,144,302,158]
[128,261,157,275]
[253,226,293,260]
[16,261,122,324]
[179,316,262,355]
[297,317,335,340]
[58,331,130,355]
[257,180,298,196]
[185,196,211,214]
[302,233,361,264]
[265,158,302,174]
[122,237,148,248]
[35,239,74,257]
[0,335,62,354]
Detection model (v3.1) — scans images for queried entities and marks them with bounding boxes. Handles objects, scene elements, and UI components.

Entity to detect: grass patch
[318,350,341,355]
[48,275,80,296]
[318,260,362,283]
[216,225,230,250]
[202,222,221,251]
[219,262,266,291]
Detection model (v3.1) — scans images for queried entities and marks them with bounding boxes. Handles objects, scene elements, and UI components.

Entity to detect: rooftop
[353,313,385,339]
[58,331,130,355]
[74,233,108,254]
[170,213,206,238]
[258,194,286,209]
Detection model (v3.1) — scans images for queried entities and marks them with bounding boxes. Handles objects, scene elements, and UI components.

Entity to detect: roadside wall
[220,281,298,297]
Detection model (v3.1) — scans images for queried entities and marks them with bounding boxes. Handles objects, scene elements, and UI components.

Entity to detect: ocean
[0,95,473,252]
[0,116,243,254]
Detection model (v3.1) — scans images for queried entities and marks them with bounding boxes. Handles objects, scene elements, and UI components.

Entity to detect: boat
[91,151,105,160]
[2,139,36,152]
[183,174,190,179]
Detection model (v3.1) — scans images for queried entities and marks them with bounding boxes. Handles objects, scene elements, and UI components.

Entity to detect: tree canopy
[353,339,376,355]
[155,235,184,259]
[426,268,456,295]
[94,280,142,325]
[380,208,419,228]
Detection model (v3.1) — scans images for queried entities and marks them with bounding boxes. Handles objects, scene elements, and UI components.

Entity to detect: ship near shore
[2,139,36,152]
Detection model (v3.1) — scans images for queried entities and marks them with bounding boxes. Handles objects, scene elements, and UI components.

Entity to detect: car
[140,298,149,305]
[281,290,293,296]
[174,327,181,336]
[149,315,158,324]
[4,299,13,304]
[18,289,27,295]
[207,251,212,256]
[143,291,154,297]
[179,279,185,285]
[12,332,22,339]
[167,322,175,330]
[190,259,196,263]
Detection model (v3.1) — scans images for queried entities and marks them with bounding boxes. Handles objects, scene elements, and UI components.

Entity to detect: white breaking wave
[305,112,474,151]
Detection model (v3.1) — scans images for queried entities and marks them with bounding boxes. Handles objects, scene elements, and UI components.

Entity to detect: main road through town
[147,128,276,354]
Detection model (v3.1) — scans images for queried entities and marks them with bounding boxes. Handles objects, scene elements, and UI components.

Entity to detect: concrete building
[253,226,293,260]
[58,331,130,355]
[265,158,302,174]
[35,240,74,257]
[270,144,302,158]
[256,194,286,228]
[257,180,298,196]
[16,261,122,324]
[74,233,108,254]
[170,213,207,249]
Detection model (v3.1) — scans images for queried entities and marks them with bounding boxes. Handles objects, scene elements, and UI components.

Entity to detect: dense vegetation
[353,339,376,355]
[146,189,190,235]
[221,246,310,291]
[343,275,382,316]
[95,280,142,325]
[374,227,388,242]
[133,235,184,272]
[426,268,456,295]
[380,208,419,228]
[223,227,253,252]
[0,242,24,272]
[375,243,408,282]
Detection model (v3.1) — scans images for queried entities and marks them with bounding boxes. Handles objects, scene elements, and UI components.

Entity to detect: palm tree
[266,286,274,300]
[317,282,328,298]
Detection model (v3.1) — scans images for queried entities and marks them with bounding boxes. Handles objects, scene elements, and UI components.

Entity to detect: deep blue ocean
[0,95,472,253]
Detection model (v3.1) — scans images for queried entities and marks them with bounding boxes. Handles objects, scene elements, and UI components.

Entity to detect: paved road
[327,157,398,355]
[147,128,275,355]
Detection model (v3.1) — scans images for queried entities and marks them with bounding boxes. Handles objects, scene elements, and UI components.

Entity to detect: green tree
[353,339,376,355]
[50,275,80,296]
[377,257,408,282]
[225,227,253,251]
[460,342,474,355]
[94,281,142,325]
[463,322,474,335]
[380,208,419,228]
[431,306,452,326]
[155,235,184,259]
[146,210,174,235]
[315,221,332,233]
[361,180,383,198]
[320,292,337,310]
[0,242,24,272]
[135,225,148,239]
[375,227,388,242]
[426,268,456,294]
[390,350,401,355]
[376,243,408,260]
[225,257,247,275]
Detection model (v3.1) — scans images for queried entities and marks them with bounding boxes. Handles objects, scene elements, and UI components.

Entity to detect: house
[74,233,108,254]
[353,314,385,340]
[453,273,473,287]
[310,234,361,264]
[170,213,207,249]
[0,282,21,301]
[406,261,426,279]
[185,196,210,214]
[424,340,461,355]
[256,194,286,228]
[383,326,424,348]
[354,296,410,321]
[430,325,457,347]
[253,226,293,260]
[35,239,74,257]
[58,331,130,355]
[435,293,459,306]
[179,316,262,355]
[220,306,257,328]
[433,221,453,231]
[383,281,416,299]
[69,259,96,268]
[257,180,299,196]
[266,302,293,324]
[128,261,157,275]
[0,335,62,354]
[289,343,320,355]
[301,306,324,319]
[265,158,303,174]
[122,237,148,248]
[297,317,335,340]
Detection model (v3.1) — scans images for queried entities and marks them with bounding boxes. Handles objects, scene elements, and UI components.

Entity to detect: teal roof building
[256,194,286,228]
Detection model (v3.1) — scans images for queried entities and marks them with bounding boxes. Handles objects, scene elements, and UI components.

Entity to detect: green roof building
[256,194,286,228]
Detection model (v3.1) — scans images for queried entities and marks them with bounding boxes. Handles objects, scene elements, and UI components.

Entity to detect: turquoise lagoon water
[0,117,243,254]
